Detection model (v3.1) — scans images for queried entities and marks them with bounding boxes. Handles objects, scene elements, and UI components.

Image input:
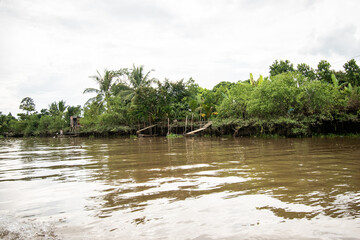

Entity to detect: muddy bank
[3,117,359,138]
[76,118,360,138]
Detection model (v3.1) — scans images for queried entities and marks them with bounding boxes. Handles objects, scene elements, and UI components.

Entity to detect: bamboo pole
[136,124,157,134]
[167,118,170,135]
[191,113,193,131]
[185,121,212,136]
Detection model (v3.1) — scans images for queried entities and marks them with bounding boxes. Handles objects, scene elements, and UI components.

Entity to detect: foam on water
[0,215,59,240]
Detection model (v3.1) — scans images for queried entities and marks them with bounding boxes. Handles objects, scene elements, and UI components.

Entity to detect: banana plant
[331,73,338,88]
[250,73,264,87]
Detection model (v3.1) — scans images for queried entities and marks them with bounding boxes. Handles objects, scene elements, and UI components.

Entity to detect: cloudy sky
[1,0,360,115]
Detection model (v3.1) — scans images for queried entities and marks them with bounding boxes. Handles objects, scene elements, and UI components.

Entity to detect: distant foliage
[1,60,360,137]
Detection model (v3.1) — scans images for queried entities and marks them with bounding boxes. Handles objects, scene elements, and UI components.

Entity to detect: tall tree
[120,65,155,101]
[344,59,360,86]
[297,63,316,80]
[49,100,68,117]
[83,69,123,109]
[316,60,333,83]
[269,60,295,77]
[129,64,154,89]
[19,97,35,115]
[131,85,158,125]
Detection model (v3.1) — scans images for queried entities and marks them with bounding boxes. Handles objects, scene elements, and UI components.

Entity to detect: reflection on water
[0,137,360,239]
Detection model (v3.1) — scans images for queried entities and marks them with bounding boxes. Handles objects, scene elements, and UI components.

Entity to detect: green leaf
[257,75,264,86]
[250,73,255,86]
[331,73,338,88]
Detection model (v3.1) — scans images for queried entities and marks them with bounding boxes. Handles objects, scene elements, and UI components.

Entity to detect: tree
[199,88,217,119]
[130,86,158,125]
[37,115,52,135]
[120,65,155,101]
[217,82,253,119]
[129,64,154,90]
[297,80,340,116]
[49,100,68,117]
[297,63,316,80]
[81,101,102,131]
[334,70,347,86]
[84,69,124,109]
[316,60,333,83]
[213,81,235,91]
[40,109,50,116]
[247,72,303,118]
[344,59,360,86]
[19,97,35,115]
[156,79,195,120]
[0,112,10,135]
[269,60,295,77]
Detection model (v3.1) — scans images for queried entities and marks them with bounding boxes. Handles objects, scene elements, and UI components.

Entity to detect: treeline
[1,59,360,137]
[0,98,81,137]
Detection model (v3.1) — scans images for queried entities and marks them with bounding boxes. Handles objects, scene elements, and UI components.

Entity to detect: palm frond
[143,69,154,82]
[83,88,100,94]
[84,96,98,105]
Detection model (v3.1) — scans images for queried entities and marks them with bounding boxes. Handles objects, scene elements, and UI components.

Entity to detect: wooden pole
[149,115,152,135]
[184,115,188,134]
[167,118,170,135]
[136,124,157,134]
[191,113,193,131]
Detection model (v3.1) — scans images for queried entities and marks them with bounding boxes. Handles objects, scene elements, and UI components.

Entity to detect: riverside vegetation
[1,60,360,137]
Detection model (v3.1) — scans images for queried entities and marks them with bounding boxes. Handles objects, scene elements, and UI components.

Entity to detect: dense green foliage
[1,60,360,137]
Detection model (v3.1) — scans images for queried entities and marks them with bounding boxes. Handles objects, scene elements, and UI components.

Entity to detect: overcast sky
[1,0,360,115]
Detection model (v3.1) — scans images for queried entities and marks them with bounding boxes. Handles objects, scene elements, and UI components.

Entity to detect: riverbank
[3,116,359,139]
[75,115,360,138]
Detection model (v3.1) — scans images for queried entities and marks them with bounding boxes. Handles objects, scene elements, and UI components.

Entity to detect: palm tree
[83,69,123,109]
[119,65,155,101]
[129,64,154,89]
[84,66,154,108]
[49,100,68,118]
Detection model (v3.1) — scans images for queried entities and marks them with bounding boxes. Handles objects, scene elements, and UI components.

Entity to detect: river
[0,137,359,239]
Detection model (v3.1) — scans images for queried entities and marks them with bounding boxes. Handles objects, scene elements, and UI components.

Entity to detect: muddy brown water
[0,137,359,239]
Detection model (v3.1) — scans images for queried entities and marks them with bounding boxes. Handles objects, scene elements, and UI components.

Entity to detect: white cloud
[1,0,360,115]
[307,25,360,57]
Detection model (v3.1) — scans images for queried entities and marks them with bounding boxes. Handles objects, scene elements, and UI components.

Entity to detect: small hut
[70,116,81,133]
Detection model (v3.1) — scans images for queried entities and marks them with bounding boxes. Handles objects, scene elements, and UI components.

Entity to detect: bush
[247,73,303,118]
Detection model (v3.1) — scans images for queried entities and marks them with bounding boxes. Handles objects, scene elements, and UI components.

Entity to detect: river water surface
[0,137,359,239]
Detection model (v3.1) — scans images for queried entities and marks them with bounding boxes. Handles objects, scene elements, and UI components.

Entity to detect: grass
[166,133,184,138]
